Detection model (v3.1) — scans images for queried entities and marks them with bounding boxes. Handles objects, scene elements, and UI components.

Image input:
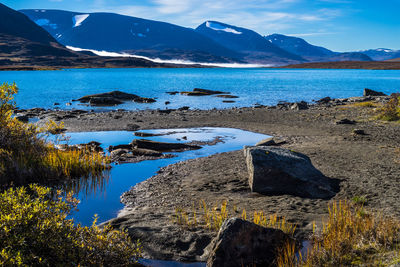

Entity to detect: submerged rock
[244,146,339,199]
[180,88,228,96]
[206,218,295,267]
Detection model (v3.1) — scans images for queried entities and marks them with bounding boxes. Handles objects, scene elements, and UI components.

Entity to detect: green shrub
[0,184,142,266]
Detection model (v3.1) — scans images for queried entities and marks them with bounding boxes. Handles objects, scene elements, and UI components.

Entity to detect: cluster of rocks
[108,139,202,163]
[74,90,156,106]
[14,108,89,123]
[55,141,103,153]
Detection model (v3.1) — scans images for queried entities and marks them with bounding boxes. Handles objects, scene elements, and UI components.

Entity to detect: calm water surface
[63,128,270,226]
[1,68,399,111]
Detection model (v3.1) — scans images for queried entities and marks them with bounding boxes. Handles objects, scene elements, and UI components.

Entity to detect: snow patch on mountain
[66,46,270,68]
[35,19,58,29]
[205,21,242,35]
[73,14,89,27]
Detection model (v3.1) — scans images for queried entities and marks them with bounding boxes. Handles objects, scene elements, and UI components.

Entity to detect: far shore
[2,59,400,71]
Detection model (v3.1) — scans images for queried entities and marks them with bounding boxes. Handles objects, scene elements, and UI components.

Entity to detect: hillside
[0,4,176,69]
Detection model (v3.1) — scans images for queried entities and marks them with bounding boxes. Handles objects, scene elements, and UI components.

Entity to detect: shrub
[377,94,400,121]
[0,184,142,266]
[277,200,400,266]
[0,82,109,187]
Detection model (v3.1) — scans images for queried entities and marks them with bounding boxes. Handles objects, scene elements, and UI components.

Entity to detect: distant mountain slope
[20,9,242,63]
[265,34,372,62]
[359,49,400,61]
[0,3,78,59]
[195,21,304,64]
[0,4,178,69]
[265,34,334,60]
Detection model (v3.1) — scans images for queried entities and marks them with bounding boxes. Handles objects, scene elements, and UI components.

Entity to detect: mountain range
[0,3,176,69]
[1,3,399,68]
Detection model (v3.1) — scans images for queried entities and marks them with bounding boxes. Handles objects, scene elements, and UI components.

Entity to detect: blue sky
[3,0,400,51]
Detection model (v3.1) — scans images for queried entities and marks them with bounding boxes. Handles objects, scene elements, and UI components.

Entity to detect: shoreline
[22,95,400,261]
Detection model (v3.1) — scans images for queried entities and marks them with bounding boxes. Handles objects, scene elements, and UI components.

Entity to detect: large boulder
[363,88,387,97]
[244,146,338,199]
[206,218,295,267]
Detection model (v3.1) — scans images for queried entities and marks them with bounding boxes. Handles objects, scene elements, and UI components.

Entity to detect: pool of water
[62,127,270,225]
[1,68,399,111]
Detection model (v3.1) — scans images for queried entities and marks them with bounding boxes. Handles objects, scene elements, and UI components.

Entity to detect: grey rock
[352,129,366,135]
[290,101,308,110]
[131,139,201,152]
[244,146,338,199]
[335,118,356,125]
[89,97,123,106]
[77,90,139,102]
[363,88,387,97]
[15,115,29,122]
[255,137,277,146]
[316,96,331,104]
[206,218,295,267]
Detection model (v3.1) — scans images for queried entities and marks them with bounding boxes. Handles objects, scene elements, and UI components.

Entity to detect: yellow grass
[173,200,296,235]
[277,200,400,267]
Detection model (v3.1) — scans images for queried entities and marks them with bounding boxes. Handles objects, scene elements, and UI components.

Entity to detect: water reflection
[63,128,270,225]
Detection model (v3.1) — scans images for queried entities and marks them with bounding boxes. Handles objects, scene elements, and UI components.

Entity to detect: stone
[352,129,366,135]
[133,97,156,103]
[77,91,140,103]
[178,106,190,111]
[15,115,29,122]
[335,118,356,125]
[206,218,295,267]
[363,88,387,97]
[131,148,162,157]
[290,101,308,110]
[166,91,179,95]
[255,137,277,146]
[126,124,140,131]
[215,95,239,98]
[316,96,331,104]
[131,139,201,152]
[244,146,338,199]
[88,97,123,106]
[110,149,130,161]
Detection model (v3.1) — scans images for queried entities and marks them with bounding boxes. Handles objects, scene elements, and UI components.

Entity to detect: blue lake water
[1,68,399,111]
[63,128,269,226]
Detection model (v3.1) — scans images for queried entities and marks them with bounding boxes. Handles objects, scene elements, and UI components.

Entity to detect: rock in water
[363,88,387,97]
[206,218,295,267]
[244,146,338,199]
[131,139,201,152]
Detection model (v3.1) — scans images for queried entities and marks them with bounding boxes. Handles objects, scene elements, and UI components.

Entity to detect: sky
[2,0,400,51]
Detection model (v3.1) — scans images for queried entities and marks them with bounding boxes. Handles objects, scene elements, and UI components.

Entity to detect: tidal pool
[62,127,270,226]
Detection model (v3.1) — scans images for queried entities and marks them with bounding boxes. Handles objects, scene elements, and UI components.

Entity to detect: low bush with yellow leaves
[0,82,109,187]
[0,184,142,266]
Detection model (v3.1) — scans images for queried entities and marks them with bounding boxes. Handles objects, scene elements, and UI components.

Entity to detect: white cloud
[87,0,344,36]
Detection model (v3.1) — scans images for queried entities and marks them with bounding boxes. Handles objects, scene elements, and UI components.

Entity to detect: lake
[0,68,399,111]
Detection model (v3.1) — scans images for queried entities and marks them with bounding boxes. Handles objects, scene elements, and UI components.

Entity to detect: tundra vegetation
[0,82,142,265]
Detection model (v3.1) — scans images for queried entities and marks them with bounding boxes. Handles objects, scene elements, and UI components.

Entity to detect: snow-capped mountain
[265,34,372,62]
[359,48,400,61]
[195,21,304,64]
[20,9,243,63]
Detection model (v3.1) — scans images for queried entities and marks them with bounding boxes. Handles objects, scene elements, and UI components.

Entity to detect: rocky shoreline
[18,93,400,262]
